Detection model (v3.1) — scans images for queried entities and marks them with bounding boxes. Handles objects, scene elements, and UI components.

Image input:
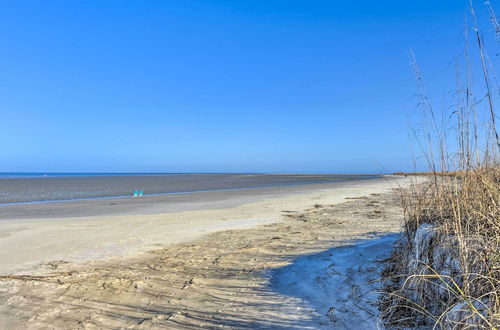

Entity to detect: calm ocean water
[0,173,379,204]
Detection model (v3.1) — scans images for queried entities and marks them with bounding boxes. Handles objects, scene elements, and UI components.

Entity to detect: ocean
[0,173,379,204]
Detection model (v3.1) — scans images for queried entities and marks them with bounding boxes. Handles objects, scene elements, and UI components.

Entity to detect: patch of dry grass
[381,169,500,328]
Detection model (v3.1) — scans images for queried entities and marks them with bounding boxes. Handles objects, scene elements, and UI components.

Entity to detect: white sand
[271,233,399,328]
[0,176,417,329]
[0,177,407,275]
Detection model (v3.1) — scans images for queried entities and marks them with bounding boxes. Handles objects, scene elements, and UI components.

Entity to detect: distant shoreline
[0,172,381,179]
[393,171,460,176]
[0,177,385,221]
[0,178,379,206]
[0,173,380,205]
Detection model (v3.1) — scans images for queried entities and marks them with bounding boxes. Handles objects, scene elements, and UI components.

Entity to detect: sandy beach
[0,176,411,329]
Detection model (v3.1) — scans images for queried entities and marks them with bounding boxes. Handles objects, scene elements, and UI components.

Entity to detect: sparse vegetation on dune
[381,168,500,328]
[380,1,500,328]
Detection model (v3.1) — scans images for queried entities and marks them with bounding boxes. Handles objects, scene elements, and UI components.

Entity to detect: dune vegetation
[380,1,500,328]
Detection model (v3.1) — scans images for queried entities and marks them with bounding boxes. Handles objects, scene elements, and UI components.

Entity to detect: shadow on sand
[269,233,400,329]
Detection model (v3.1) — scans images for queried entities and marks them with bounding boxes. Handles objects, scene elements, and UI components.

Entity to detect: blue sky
[0,1,494,173]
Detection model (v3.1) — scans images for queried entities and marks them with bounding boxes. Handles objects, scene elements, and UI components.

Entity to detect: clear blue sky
[0,1,492,173]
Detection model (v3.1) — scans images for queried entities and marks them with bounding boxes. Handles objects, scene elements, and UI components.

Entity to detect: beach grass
[380,1,500,328]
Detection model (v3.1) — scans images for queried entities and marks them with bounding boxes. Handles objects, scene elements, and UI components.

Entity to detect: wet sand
[0,174,376,204]
[0,178,378,220]
[0,176,410,329]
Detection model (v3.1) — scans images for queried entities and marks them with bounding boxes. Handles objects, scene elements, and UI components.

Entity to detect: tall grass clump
[380,1,500,328]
